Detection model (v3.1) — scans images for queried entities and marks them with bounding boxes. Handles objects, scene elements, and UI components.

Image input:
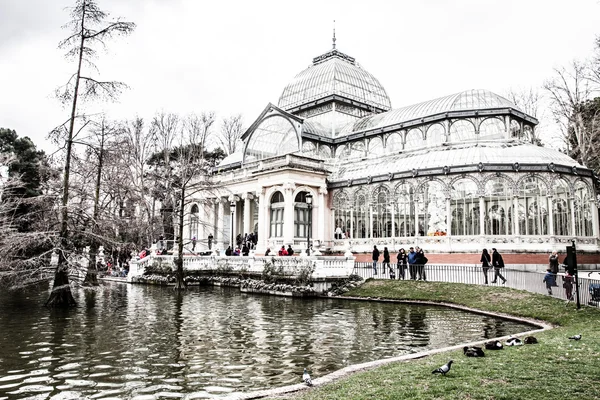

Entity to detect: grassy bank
[283,280,600,400]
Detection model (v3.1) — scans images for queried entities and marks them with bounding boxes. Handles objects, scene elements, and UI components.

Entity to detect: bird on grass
[485,340,504,350]
[432,360,453,375]
[568,334,582,341]
[463,346,485,357]
[303,368,313,386]
[524,336,538,344]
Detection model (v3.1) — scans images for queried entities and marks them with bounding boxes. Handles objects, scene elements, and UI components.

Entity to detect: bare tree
[48,0,135,307]
[218,114,244,155]
[543,60,595,166]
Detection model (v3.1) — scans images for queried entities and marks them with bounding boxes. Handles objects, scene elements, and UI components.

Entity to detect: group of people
[543,250,574,299]
[479,248,507,284]
[372,245,428,280]
[264,245,295,256]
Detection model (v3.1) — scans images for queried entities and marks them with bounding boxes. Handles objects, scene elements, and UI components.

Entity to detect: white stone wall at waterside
[127,254,355,282]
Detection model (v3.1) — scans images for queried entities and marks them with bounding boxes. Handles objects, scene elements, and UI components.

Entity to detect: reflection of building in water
[186,38,600,257]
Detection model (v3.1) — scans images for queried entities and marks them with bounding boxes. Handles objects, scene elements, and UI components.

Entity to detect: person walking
[407,247,417,280]
[491,248,506,284]
[397,248,408,280]
[543,268,556,295]
[372,245,380,275]
[415,246,427,281]
[480,248,492,284]
[549,251,559,275]
[191,235,197,251]
[563,270,574,300]
[208,233,213,250]
[383,247,390,275]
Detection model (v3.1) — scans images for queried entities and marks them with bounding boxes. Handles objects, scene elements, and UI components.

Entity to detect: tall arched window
[421,181,447,235]
[394,183,415,237]
[518,176,548,235]
[449,120,476,142]
[372,187,390,238]
[189,204,199,239]
[574,181,593,236]
[270,191,285,237]
[368,137,384,157]
[333,191,350,238]
[450,179,479,235]
[353,190,369,238]
[245,115,299,162]
[479,118,505,140]
[294,191,311,238]
[484,177,513,235]
[553,179,571,236]
[405,129,424,150]
[386,132,403,152]
[426,124,444,147]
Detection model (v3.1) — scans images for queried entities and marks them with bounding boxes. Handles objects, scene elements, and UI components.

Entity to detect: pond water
[0,282,535,399]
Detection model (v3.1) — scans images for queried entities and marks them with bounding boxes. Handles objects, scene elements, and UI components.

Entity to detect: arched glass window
[189,204,199,239]
[353,190,369,238]
[245,115,299,162]
[270,191,285,237]
[301,141,316,155]
[553,178,571,236]
[333,191,350,239]
[523,126,533,143]
[518,176,548,235]
[574,181,593,236]
[426,123,445,147]
[421,181,447,235]
[372,187,390,238]
[479,118,505,140]
[484,177,513,235]
[294,191,311,238]
[394,183,415,237]
[335,144,347,158]
[349,141,366,159]
[449,120,476,142]
[451,179,479,235]
[318,145,332,159]
[510,120,521,138]
[369,137,383,157]
[386,132,403,152]
[405,129,424,150]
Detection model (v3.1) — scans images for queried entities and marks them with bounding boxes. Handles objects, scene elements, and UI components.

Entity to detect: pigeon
[568,334,582,341]
[524,336,538,344]
[506,336,523,346]
[485,340,504,350]
[432,360,453,375]
[303,368,313,386]
[463,346,485,357]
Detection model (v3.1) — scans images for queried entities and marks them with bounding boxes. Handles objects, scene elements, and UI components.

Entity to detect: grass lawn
[279,280,600,400]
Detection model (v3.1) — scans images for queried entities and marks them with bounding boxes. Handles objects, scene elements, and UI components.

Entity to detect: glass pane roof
[278,49,391,111]
[329,141,580,181]
[338,89,522,137]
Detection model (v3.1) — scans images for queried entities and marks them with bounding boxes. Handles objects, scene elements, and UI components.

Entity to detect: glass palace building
[190,44,600,255]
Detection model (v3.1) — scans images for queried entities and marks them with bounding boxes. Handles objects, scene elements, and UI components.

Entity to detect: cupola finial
[332,20,336,49]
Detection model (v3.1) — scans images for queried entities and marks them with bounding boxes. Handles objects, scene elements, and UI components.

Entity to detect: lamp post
[230,201,236,248]
[305,193,313,256]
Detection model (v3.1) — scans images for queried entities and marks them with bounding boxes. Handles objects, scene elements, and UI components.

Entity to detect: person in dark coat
[491,248,506,284]
[372,246,380,275]
[415,246,427,281]
[225,246,232,256]
[287,245,294,256]
[549,251,559,274]
[241,244,249,256]
[407,247,417,280]
[480,248,492,284]
[382,247,390,275]
[397,248,408,280]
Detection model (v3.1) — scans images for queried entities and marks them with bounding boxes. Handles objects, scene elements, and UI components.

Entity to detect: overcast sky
[1,0,599,152]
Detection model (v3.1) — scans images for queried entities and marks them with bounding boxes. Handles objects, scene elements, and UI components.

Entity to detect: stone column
[569,196,576,236]
[257,188,267,253]
[318,185,327,243]
[479,196,485,236]
[513,196,520,235]
[350,209,354,239]
[217,199,225,248]
[369,206,374,238]
[446,197,452,236]
[243,193,253,237]
[283,182,295,245]
[547,196,554,236]
[391,203,396,239]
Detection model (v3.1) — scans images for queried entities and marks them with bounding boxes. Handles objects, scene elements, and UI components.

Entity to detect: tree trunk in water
[82,243,99,287]
[45,253,76,307]
[174,188,187,290]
